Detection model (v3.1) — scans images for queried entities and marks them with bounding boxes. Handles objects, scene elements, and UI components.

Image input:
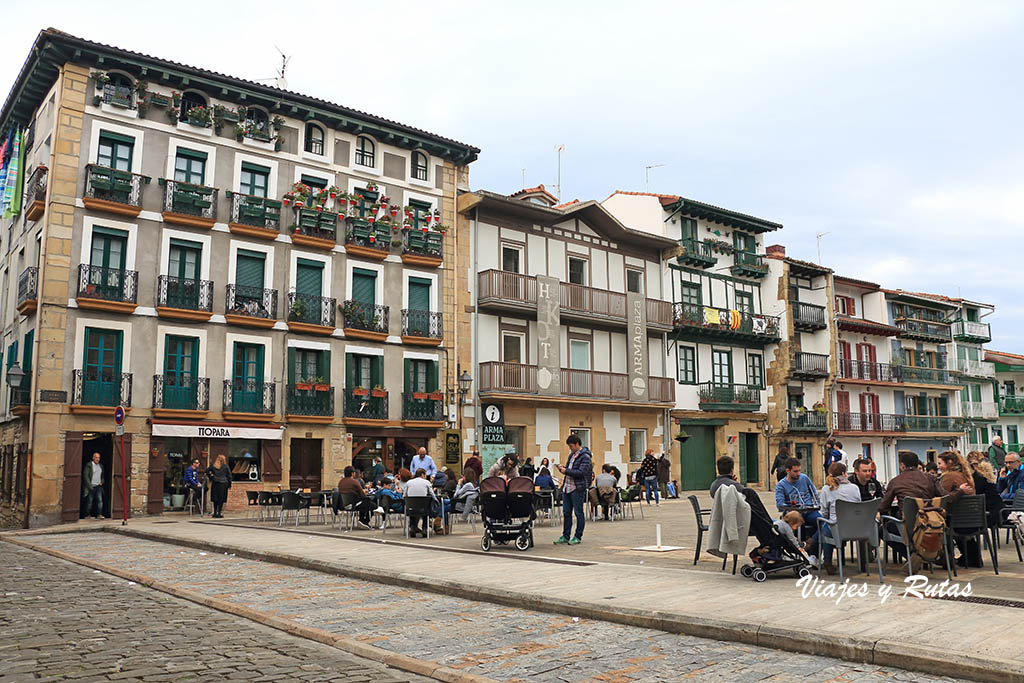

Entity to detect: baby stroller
[479,475,535,552]
[739,488,813,582]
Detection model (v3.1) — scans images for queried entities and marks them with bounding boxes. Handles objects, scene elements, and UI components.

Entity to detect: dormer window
[179,92,208,123]
[305,123,324,155]
[412,151,428,181]
[355,136,375,167]
[103,73,135,109]
[244,108,271,141]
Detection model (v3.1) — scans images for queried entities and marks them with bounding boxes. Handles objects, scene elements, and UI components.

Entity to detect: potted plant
[412,390,428,400]
[171,91,182,107]
[352,386,370,397]
[371,385,387,398]
[91,71,110,86]
[233,123,245,142]
[674,430,690,444]
[428,390,444,401]
[390,237,403,248]
[812,400,826,414]
[295,377,313,391]
[289,298,307,321]
[272,115,285,130]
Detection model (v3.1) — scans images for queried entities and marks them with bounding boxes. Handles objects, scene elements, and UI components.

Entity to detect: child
[774,510,818,567]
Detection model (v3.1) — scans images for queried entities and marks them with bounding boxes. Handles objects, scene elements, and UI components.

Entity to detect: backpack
[908,496,946,562]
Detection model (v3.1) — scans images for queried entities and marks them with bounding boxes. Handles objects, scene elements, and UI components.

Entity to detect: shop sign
[151,424,284,440]
[444,429,461,464]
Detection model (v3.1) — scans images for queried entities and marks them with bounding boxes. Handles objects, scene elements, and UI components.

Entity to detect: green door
[741,433,759,484]
[83,328,123,406]
[167,238,202,309]
[164,336,198,409]
[89,228,128,300]
[680,426,716,491]
[232,342,264,412]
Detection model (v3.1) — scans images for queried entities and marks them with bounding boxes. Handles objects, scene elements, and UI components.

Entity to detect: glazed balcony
[792,301,827,331]
[697,382,760,412]
[227,192,281,240]
[152,375,210,417]
[899,365,961,387]
[673,302,780,344]
[291,208,338,250]
[76,265,138,314]
[343,388,389,423]
[1000,396,1024,416]
[787,409,829,432]
[71,369,132,414]
[156,275,214,322]
[478,361,673,403]
[16,267,38,316]
[896,319,951,343]
[10,371,32,417]
[730,251,768,278]
[952,320,991,344]
[225,285,278,328]
[792,352,829,380]
[402,229,443,267]
[345,220,389,261]
[287,292,337,335]
[839,359,900,384]
[222,379,276,421]
[83,164,149,217]
[960,401,998,421]
[160,179,218,228]
[904,415,964,434]
[951,358,995,379]
[23,165,46,221]
[833,412,906,434]
[402,392,445,425]
[341,301,389,342]
[285,384,335,423]
[401,309,443,346]
[676,238,717,268]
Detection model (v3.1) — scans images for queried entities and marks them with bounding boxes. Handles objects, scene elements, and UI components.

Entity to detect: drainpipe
[472,206,480,454]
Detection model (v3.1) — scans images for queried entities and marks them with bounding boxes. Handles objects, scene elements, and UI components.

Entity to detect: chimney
[766,245,786,258]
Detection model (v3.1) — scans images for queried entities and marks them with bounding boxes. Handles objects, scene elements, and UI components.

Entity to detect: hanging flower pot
[368,216,375,224]
[282,198,290,206]
[295,200,305,209]
[368,234,376,243]
[425,214,433,223]
[421,227,428,234]
[329,192,336,199]
[390,208,397,217]
[350,198,358,206]
[315,205,322,212]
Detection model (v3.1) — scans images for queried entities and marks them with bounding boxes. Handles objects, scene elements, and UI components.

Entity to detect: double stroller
[479,475,535,551]
[739,488,814,582]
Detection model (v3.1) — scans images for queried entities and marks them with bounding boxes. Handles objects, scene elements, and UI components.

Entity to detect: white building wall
[601,193,668,237]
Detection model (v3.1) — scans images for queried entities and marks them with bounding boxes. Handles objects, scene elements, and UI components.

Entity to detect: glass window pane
[502,335,522,363]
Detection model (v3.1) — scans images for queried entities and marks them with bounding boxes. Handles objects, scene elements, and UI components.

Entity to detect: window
[163,335,198,409]
[295,258,324,297]
[629,429,647,463]
[408,276,431,313]
[103,73,134,108]
[412,151,428,181]
[680,217,697,241]
[626,269,644,294]
[502,333,523,363]
[835,295,855,316]
[234,249,266,290]
[567,257,587,285]
[82,328,123,406]
[993,424,1003,439]
[301,174,327,191]
[244,108,270,139]
[733,231,755,255]
[735,291,754,314]
[861,444,872,460]
[97,131,133,171]
[179,92,207,122]
[355,136,375,167]
[304,123,324,155]
[966,308,979,322]
[346,353,381,390]
[289,347,326,385]
[239,162,269,197]
[228,439,261,482]
[174,148,206,185]
[504,426,524,460]
[712,349,732,385]
[678,345,696,384]
[501,245,521,273]
[569,427,590,449]
[351,268,377,305]
[1008,425,1018,445]
[747,353,764,388]
[409,200,432,231]
[569,340,590,370]
[679,282,701,307]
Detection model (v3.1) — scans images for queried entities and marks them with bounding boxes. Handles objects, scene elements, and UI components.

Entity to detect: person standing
[369,456,386,485]
[82,452,105,519]
[638,449,660,505]
[519,457,536,480]
[657,452,671,498]
[208,454,231,518]
[464,450,483,481]
[409,447,437,480]
[554,434,592,545]
[989,436,1007,469]
[770,447,789,482]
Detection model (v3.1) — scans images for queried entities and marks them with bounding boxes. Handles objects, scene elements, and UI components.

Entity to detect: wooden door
[61,432,83,522]
[111,433,132,520]
[836,391,851,431]
[839,340,852,378]
[289,439,322,492]
[147,439,165,515]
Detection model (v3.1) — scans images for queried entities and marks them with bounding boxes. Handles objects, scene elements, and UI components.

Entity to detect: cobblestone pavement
[23,532,967,682]
[0,543,427,682]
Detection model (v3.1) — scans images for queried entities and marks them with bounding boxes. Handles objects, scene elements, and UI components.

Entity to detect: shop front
[348,427,439,475]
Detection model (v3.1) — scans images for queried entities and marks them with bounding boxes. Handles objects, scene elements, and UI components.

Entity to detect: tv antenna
[644,164,665,193]
[816,231,830,265]
[254,47,291,89]
[555,145,565,200]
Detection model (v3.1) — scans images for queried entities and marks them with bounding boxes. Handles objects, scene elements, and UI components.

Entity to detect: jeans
[562,487,586,540]
[819,522,836,564]
[644,476,660,504]
[86,485,103,517]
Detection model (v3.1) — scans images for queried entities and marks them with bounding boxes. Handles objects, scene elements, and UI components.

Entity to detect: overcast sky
[2,2,1021,348]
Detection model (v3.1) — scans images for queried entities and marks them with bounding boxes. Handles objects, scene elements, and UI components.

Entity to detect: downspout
[472,206,480,453]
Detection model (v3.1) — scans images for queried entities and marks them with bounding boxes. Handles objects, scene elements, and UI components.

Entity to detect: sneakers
[569,537,582,545]
[553,536,569,544]
[806,554,819,568]
[374,506,385,514]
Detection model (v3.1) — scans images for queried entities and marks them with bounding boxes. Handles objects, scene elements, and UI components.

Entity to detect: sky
[1,1,1021,348]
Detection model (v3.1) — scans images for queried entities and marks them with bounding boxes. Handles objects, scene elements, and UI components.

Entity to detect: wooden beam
[181,77,189,86]
[289,105,298,114]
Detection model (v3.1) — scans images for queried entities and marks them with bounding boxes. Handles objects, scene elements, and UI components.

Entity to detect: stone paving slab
[18,532,965,683]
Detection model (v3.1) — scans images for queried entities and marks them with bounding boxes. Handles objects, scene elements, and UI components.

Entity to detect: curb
[2,535,493,683]
[102,525,1024,683]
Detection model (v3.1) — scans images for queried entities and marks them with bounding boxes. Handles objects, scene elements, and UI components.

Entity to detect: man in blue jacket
[998,452,1024,502]
[775,457,820,537]
[554,434,593,545]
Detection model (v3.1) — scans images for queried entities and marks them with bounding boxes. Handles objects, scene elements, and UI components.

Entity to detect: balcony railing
[833,412,906,433]
[162,179,218,220]
[677,238,717,268]
[673,302,780,342]
[839,359,900,383]
[341,301,389,334]
[17,267,38,310]
[793,352,829,377]
[294,208,338,242]
[952,320,992,343]
[226,285,278,320]
[223,379,275,415]
[102,83,135,108]
[402,393,444,422]
[404,229,443,259]
[11,371,31,411]
[152,375,210,411]
[286,385,335,417]
[1000,396,1024,416]
[561,368,629,400]
[345,220,389,253]
[731,251,768,277]
[478,361,673,403]
[343,388,388,420]
[479,361,537,394]
[896,319,951,342]
[952,358,995,379]
[561,282,626,320]
[788,409,828,431]
[23,165,46,217]
[648,376,676,403]
[157,275,213,312]
[792,301,827,330]
[697,382,761,411]
[402,309,443,339]
[72,369,132,407]
[77,265,138,304]
[229,192,281,231]
[899,365,960,386]
[647,299,674,328]
[288,292,337,328]
[961,401,998,420]
[478,270,538,308]
[84,164,147,208]
[904,415,964,433]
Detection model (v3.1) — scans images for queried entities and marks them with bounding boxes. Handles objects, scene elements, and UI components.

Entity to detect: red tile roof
[603,190,682,207]
[553,199,579,209]
[834,275,881,290]
[881,288,963,304]
[986,349,1024,363]
[509,184,559,204]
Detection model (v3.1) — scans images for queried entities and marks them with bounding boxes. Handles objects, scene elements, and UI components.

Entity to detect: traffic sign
[115,425,125,436]
[113,406,125,425]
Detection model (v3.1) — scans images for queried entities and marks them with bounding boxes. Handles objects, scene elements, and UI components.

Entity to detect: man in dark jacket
[657,454,671,498]
[554,434,592,545]
[338,466,374,529]
[852,458,884,501]
[877,452,967,514]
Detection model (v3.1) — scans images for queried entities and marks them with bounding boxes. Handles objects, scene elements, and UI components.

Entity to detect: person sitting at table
[998,451,1024,502]
[337,466,374,529]
[440,467,458,497]
[877,452,962,515]
[588,464,618,520]
[404,468,438,537]
[535,466,555,490]
[852,458,884,501]
[937,451,975,497]
[775,457,820,540]
[375,477,404,529]
[396,468,413,493]
[433,467,449,492]
[967,451,1004,528]
[710,455,743,499]
[816,462,863,575]
[924,461,939,478]
[452,469,479,522]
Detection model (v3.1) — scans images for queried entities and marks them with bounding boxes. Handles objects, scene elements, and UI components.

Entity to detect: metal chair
[618,487,643,520]
[279,491,311,527]
[338,492,357,531]
[244,491,260,520]
[184,487,202,517]
[453,492,480,532]
[946,494,998,575]
[403,496,434,539]
[817,499,885,583]
[688,495,710,565]
[882,496,952,581]
[998,489,1024,560]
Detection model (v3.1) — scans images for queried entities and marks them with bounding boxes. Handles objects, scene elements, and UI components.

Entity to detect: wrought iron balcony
[223,379,276,415]
[73,369,132,407]
[951,358,995,379]
[292,208,338,245]
[402,392,445,422]
[952,320,991,344]
[228,192,281,234]
[676,238,717,268]
[345,219,389,256]
[77,265,138,305]
[899,365,960,386]
[341,300,389,335]
[10,371,31,413]
[152,375,210,412]
[697,382,760,412]
[832,412,906,433]
[895,319,951,343]
[343,388,388,421]
[226,285,278,321]
[403,229,443,263]
[792,351,829,379]
[904,415,964,433]
[478,361,674,403]
[1000,396,1024,416]
[286,384,335,417]
[839,359,900,383]
[960,401,998,421]
[102,83,135,109]
[23,165,46,220]
[792,301,827,331]
[157,275,213,313]
[788,409,828,431]
[83,165,149,215]
[402,309,443,340]
[16,267,38,315]
[730,251,768,278]
[673,302,780,343]
[161,179,218,223]
[288,292,337,329]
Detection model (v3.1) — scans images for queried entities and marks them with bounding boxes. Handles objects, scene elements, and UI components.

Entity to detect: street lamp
[456,369,473,434]
[6,363,25,389]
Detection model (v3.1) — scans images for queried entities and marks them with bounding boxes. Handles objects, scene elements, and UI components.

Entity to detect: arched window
[245,107,270,140]
[355,136,375,167]
[179,92,207,123]
[412,151,428,181]
[104,72,135,108]
[304,123,324,155]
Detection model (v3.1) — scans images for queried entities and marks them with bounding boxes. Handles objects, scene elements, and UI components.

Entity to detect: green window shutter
[371,357,383,388]
[21,331,31,369]
[6,342,16,369]
[351,269,376,305]
[404,358,412,393]
[232,342,243,382]
[319,349,331,382]
[938,396,949,416]
[169,237,202,251]
[301,174,327,189]
[408,277,431,312]
[427,361,438,392]
[242,161,270,174]
[287,347,296,384]
[177,148,208,162]
[738,435,747,481]
[100,131,135,145]
[295,259,324,296]
[235,251,265,289]
[345,354,355,389]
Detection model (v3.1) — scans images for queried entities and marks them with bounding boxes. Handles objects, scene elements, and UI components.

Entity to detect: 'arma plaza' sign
[151,424,284,440]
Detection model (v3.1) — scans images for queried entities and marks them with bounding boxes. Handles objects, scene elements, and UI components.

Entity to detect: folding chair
[279,491,311,527]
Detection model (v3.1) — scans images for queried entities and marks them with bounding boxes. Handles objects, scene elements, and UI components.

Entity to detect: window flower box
[314,383,331,392]
[295,381,313,391]
[428,391,444,401]
[352,387,369,397]
[371,388,387,398]
[412,392,428,400]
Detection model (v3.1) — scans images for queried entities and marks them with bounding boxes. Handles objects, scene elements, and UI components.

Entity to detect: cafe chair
[817,499,885,583]
[279,490,311,527]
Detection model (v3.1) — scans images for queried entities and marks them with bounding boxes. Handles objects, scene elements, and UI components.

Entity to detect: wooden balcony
[675,238,717,268]
[896,319,951,343]
[792,301,827,331]
[478,361,673,405]
[730,251,769,279]
[792,351,828,380]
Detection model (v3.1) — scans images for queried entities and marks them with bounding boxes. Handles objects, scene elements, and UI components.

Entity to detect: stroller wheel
[480,534,492,552]
[752,569,768,583]
[797,566,812,579]
[740,565,754,578]
[515,534,530,551]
